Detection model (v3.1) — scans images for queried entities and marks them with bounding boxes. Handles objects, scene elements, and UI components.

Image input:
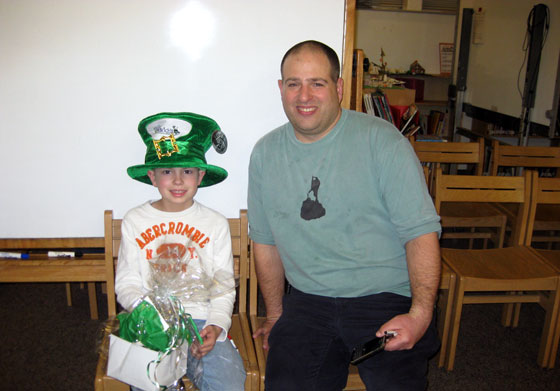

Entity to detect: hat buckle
[153,134,179,160]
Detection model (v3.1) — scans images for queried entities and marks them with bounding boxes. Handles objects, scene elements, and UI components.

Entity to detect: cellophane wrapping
[116,242,237,390]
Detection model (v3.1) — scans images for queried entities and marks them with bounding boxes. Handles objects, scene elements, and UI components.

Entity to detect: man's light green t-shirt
[248,109,440,298]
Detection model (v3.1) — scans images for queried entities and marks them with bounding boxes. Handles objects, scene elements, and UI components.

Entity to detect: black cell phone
[350,331,396,365]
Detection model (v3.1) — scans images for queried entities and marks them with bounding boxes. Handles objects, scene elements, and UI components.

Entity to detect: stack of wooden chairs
[434,168,560,370]
[412,137,560,371]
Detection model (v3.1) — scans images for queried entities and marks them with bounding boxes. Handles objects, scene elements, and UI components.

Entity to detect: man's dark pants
[265,287,440,391]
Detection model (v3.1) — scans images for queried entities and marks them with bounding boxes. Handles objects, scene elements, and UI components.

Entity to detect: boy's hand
[190,325,222,359]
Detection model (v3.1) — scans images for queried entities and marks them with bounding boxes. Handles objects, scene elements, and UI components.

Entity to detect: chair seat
[535,204,560,222]
[537,249,560,269]
[439,202,508,248]
[496,203,560,231]
[440,202,504,219]
[442,246,559,288]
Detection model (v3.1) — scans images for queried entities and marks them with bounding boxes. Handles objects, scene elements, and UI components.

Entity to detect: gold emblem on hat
[153,134,179,159]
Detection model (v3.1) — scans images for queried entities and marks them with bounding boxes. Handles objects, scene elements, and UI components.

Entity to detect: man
[248,40,441,390]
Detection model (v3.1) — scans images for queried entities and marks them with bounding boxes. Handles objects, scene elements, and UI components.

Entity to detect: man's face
[279,48,343,143]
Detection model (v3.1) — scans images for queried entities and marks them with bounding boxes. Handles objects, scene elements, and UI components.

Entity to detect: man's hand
[190,325,222,359]
[378,232,440,351]
[376,310,432,351]
[253,317,279,350]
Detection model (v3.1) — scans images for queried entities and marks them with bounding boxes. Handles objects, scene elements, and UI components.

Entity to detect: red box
[395,77,424,102]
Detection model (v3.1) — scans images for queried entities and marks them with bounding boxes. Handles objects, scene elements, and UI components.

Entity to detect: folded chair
[489,140,560,248]
[411,138,507,249]
[416,154,457,368]
[94,210,258,391]
[434,168,560,370]
[526,175,560,368]
[489,139,560,177]
[410,137,484,193]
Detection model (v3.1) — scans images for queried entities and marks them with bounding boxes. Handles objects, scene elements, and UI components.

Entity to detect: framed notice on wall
[439,43,454,75]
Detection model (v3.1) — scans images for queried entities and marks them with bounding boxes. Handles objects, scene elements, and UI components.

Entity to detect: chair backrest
[104,210,121,317]
[434,168,534,246]
[411,137,485,174]
[526,176,560,245]
[104,209,249,318]
[490,140,560,176]
[411,138,485,195]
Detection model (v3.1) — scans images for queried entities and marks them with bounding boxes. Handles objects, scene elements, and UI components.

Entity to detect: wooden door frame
[341,0,356,110]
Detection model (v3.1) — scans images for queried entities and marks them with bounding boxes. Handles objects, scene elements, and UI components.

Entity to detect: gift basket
[106,242,237,391]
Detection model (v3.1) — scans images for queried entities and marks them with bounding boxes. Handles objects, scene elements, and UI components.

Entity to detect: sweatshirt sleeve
[114,217,147,312]
[203,219,236,342]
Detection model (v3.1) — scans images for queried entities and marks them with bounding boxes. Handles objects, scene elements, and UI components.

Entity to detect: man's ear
[336,78,344,103]
[147,170,157,186]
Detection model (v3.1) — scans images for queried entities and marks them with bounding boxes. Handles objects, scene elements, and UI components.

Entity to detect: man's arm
[252,242,285,350]
[377,231,441,350]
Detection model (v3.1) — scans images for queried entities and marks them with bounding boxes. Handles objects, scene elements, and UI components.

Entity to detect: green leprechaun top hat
[127,112,228,187]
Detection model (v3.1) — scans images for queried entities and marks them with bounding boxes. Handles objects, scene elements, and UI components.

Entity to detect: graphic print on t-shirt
[300,176,326,220]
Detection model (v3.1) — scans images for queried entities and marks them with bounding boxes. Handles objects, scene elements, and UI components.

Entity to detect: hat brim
[127,162,227,188]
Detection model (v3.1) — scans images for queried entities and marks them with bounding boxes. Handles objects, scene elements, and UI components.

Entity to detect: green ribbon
[117,297,203,389]
[117,298,202,351]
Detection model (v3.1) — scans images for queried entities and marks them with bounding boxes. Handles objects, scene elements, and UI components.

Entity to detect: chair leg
[539,286,560,368]
[512,297,522,328]
[88,282,99,320]
[437,273,455,368]
[548,293,560,368]
[501,293,516,327]
[445,280,465,371]
[501,293,522,328]
[65,283,72,306]
[438,274,455,368]
[436,288,449,368]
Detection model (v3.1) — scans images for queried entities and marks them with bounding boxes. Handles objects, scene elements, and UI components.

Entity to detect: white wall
[0,0,345,237]
[355,9,456,75]
[459,0,560,125]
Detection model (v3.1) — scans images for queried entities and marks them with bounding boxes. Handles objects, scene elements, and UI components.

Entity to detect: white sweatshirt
[114,201,235,341]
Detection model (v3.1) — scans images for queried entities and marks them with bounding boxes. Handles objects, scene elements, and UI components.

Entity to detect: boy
[115,112,246,391]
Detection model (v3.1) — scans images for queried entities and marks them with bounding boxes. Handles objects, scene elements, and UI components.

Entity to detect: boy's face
[147,167,205,212]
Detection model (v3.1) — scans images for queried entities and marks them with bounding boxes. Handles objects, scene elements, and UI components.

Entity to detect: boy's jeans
[130,319,246,391]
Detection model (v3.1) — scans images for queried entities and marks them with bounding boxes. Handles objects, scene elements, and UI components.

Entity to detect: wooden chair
[434,168,560,370]
[489,139,560,177]
[489,140,560,248]
[410,137,484,194]
[526,175,560,368]
[416,156,457,369]
[0,237,106,319]
[94,210,259,391]
[411,138,507,249]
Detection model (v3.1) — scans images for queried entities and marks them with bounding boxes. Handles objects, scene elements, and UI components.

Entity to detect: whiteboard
[0,0,345,237]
